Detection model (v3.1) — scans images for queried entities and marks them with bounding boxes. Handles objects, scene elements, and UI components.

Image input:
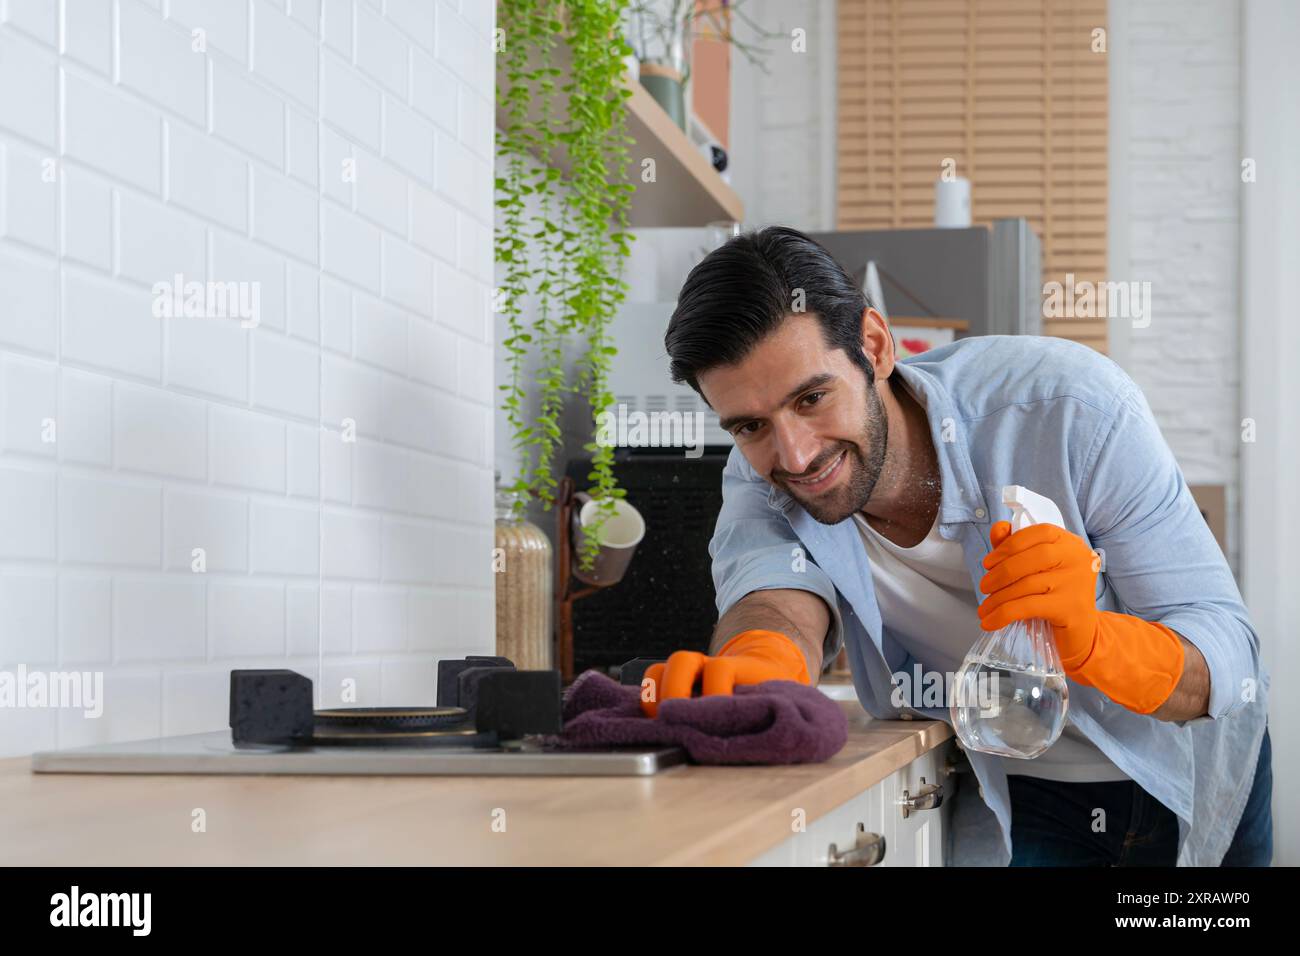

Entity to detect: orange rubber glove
[978,521,1185,715]
[639,630,811,718]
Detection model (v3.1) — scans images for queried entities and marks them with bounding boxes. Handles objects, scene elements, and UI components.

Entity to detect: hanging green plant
[496,0,635,570]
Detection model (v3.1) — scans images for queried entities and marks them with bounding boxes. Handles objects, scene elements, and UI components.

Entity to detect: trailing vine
[496,0,635,570]
[495,0,538,511]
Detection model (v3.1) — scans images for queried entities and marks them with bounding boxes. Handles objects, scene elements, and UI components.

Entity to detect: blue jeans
[1007,725,1273,866]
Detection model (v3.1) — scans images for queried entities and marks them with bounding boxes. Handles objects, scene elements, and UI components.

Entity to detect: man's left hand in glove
[977,521,1186,716]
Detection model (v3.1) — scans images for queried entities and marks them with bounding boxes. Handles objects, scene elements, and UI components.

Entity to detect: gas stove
[31,656,686,777]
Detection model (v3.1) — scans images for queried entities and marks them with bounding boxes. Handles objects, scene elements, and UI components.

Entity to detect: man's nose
[771,418,819,476]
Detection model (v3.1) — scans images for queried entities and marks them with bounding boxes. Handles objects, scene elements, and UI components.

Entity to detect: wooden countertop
[0,698,952,866]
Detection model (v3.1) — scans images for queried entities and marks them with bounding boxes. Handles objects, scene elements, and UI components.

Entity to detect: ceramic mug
[570,493,646,587]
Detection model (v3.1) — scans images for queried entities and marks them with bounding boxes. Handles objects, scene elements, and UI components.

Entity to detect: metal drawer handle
[898,776,944,819]
[827,824,887,867]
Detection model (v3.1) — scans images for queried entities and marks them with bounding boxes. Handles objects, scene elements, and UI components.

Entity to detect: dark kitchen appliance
[565,448,728,676]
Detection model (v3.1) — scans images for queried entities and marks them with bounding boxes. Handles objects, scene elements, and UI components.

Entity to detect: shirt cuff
[1156,610,1248,721]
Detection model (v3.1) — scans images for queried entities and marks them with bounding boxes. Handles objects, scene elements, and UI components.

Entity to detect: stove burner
[229,661,563,748]
[309,726,496,748]
[312,706,469,733]
[310,706,494,747]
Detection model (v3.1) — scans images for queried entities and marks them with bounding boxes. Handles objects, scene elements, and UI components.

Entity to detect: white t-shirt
[853,511,1130,782]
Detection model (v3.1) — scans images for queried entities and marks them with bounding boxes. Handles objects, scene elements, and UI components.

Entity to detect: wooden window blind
[836,0,1110,352]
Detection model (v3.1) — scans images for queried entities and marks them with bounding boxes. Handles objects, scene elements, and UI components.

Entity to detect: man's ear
[859,307,895,379]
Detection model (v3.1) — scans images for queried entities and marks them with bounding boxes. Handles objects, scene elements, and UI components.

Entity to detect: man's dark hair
[664,225,873,395]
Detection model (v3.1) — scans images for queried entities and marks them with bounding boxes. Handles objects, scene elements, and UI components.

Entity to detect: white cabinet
[879,743,948,867]
[748,739,954,867]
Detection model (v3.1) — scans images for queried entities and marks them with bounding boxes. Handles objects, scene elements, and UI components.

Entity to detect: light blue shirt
[709,335,1270,865]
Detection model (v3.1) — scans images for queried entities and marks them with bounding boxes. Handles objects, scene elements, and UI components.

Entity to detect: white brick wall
[0,0,496,756]
[1110,0,1243,571]
[727,0,836,231]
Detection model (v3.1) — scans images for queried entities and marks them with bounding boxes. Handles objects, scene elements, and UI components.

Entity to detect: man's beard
[776,384,888,525]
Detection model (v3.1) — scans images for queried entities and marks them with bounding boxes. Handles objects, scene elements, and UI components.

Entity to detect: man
[647,226,1272,866]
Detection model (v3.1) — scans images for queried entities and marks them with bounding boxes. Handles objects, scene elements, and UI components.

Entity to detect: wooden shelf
[495,53,744,228]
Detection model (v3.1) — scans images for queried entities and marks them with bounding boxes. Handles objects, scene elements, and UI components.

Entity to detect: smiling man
[649,226,1272,867]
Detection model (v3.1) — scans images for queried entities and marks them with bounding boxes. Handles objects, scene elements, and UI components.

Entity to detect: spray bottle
[950,485,1070,758]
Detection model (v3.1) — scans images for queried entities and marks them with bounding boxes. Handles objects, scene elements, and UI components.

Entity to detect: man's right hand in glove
[640,629,813,717]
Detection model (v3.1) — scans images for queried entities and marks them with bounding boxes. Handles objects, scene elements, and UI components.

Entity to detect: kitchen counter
[0,694,953,866]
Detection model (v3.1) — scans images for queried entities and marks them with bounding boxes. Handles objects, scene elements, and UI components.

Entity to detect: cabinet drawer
[749,778,891,867]
[748,740,955,867]
[747,780,888,867]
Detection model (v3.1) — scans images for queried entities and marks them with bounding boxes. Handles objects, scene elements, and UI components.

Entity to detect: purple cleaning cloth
[545,670,848,765]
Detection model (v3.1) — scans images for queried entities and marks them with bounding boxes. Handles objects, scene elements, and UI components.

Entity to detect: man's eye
[734,421,760,436]
[802,391,826,407]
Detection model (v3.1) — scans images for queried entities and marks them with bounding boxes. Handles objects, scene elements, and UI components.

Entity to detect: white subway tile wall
[0,0,496,756]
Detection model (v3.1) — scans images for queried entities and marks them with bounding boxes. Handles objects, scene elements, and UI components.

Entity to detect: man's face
[698,313,887,524]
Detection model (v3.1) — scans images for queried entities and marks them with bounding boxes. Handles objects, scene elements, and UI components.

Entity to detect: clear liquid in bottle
[950,616,1069,759]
